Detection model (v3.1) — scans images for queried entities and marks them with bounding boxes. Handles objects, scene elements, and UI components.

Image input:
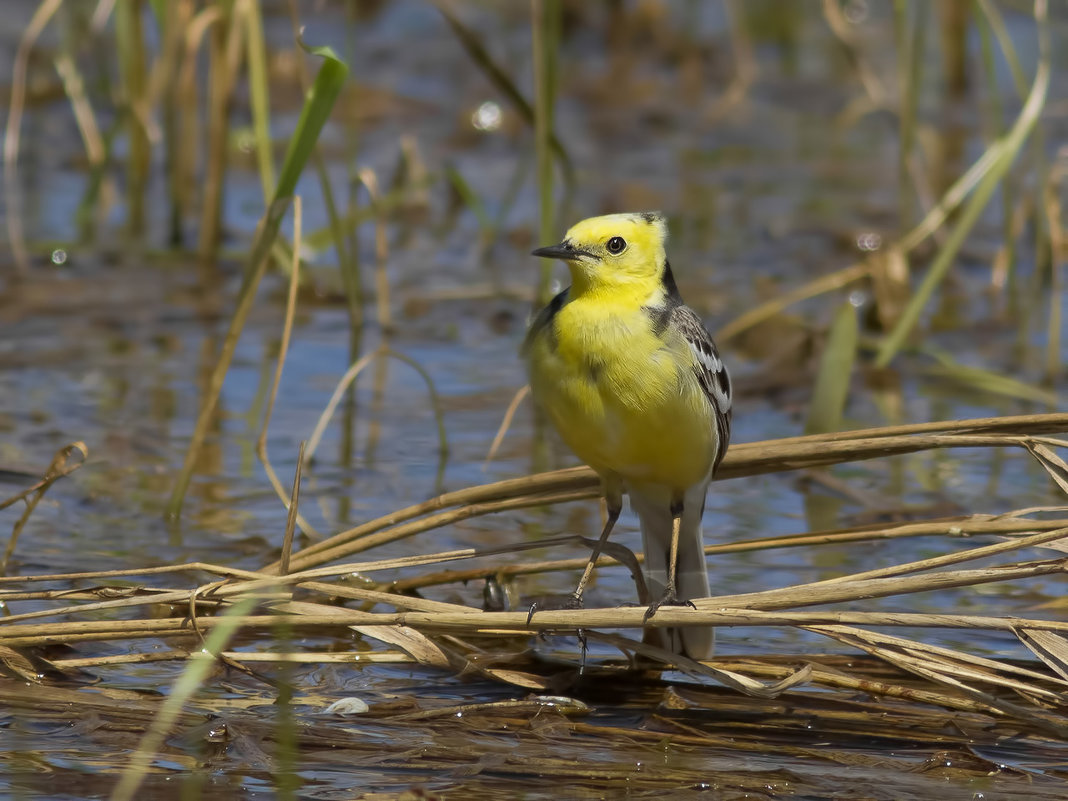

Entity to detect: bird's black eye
[606,236,626,254]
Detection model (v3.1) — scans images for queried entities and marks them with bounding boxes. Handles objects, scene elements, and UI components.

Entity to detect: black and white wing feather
[670,305,732,472]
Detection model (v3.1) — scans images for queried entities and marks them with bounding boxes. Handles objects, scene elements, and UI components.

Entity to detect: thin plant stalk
[894,0,925,231]
[255,195,322,540]
[975,2,1018,310]
[1043,160,1066,384]
[114,0,151,236]
[197,0,241,263]
[531,0,559,305]
[4,0,65,274]
[242,0,274,199]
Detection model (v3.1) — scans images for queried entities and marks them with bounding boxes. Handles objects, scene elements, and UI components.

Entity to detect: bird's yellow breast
[527,297,715,491]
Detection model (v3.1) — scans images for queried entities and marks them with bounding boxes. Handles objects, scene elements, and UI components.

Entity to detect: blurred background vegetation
[3,0,1064,520]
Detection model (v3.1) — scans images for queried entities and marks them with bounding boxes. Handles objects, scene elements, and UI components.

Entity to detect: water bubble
[848,289,868,308]
[856,232,882,252]
[51,248,68,265]
[471,101,502,132]
[843,0,870,24]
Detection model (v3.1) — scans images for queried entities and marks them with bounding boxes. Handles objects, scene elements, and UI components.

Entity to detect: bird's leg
[643,499,696,621]
[667,507,681,598]
[571,500,621,604]
[526,495,621,624]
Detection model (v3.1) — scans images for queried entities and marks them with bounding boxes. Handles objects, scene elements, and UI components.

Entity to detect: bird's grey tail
[630,484,713,660]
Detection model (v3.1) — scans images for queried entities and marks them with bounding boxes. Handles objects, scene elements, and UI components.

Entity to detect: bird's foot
[642,586,696,622]
[525,592,583,625]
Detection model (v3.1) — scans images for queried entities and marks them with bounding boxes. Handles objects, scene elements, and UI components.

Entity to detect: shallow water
[3,0,1068,797]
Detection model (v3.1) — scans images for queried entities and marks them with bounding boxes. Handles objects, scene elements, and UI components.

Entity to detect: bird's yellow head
[532,212,668,297]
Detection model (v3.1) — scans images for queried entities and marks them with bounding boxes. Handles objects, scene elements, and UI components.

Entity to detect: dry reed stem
[714,658,1027,717]
[4,509,1066,652]
[484,384,530,466]
[54,54,105,168]
[303,345,449,469]
[356,168,393,331]
[0,442,88,512]
[388,513,1068,592]
[10,601,1068,650]
[0,561,265,584]
[45,650,414,669]
[808,624,1065,688]
[592,631,815,698]
[280,441,304,575]
[715,262,869,343]
[272,487,596,573]
[256,196,323,541]
[808,624,1068,737]
[271,412,1068,573]
[2,442,89,575]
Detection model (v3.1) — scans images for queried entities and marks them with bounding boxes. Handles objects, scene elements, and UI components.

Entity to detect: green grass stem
[244,0,275,200]
[115,0,151,236]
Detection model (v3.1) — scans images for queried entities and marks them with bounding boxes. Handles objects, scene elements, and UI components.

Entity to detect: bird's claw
[642,587,695,622]
[526,592,584,625]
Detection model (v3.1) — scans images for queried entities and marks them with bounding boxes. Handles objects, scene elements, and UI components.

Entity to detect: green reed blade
[167,43,349,519]
[921,345,1058,405]
[806,302,859,435]
[111,596,259,801]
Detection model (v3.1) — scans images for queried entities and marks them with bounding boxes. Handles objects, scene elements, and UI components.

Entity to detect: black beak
[531,241,592,261]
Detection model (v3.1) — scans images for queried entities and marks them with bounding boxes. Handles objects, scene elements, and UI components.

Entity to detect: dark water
[3,1,1068,797]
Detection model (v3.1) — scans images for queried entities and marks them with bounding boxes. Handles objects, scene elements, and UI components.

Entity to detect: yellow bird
[523,212,732,659]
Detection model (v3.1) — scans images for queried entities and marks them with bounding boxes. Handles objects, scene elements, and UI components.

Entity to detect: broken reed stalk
[266,412,1068,574]
[1,442,89,576]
